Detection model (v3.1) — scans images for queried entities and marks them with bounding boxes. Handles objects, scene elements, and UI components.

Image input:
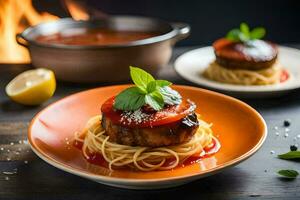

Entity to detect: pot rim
[17,16,189,50]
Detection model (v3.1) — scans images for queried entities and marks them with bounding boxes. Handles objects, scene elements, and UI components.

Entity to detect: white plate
[174,46,300,98]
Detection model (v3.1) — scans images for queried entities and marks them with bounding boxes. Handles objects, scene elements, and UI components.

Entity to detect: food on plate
[75,67,220,171]
[36,28,159,46]
[5,68,56,105]
[203,23,289,85]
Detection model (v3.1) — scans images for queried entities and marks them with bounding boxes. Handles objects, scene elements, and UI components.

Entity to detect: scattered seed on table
[274,126,278,130]
[285,128,290,132]
[24,160,28,164]
[284,133,289,138]
[290,145,298,151]
[249,194,261,197]
[5,177,9,181]
[284,119,291,127]
[10,142,14,145]
[270,150,275,154]
[275,132,280,136]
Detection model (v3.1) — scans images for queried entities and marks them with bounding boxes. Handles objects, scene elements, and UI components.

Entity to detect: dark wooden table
[1,47,300,200]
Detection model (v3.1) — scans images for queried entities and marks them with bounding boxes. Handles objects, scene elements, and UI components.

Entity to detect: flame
[0,0,58,63]
[0,0,94,63]
[64,0,89,21]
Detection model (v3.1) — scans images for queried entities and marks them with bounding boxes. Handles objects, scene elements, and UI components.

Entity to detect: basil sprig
[114,66,182,111]
[277,169,299,179]
[226,22,266,42]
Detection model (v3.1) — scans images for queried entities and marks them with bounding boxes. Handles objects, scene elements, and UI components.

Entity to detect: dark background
[35,0,300,46]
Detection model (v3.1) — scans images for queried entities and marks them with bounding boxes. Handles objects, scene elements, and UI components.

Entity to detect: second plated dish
[175,23,300,98]
[175,46,300,98]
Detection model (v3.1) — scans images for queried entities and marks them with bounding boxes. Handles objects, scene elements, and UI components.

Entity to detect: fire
[0,0,58,63]
[64,0,90,21]
[0,0,98,63]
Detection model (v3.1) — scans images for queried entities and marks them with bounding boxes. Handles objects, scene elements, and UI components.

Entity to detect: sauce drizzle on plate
[73,137,221,170]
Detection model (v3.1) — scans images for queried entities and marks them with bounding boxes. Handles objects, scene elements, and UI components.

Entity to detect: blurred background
[1,0,299,64]
[34,0,300,46]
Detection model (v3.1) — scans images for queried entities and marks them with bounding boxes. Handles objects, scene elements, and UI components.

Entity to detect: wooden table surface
[1,47,300,200]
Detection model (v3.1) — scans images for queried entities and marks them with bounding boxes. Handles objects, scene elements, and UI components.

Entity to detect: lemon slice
[5,68,56,105]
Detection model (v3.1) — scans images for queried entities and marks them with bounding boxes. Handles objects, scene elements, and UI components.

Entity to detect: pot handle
[16,33,28,48]
[171,22,191,43]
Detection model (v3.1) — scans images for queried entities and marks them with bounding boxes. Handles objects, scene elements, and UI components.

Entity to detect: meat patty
[213,38,278,70]
[101,113,199,147]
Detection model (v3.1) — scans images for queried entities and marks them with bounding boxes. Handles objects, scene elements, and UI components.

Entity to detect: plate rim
[28,85,268,184]
[174,45,300,92]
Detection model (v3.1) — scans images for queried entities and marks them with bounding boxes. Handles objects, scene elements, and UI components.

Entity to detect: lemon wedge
[5,68,56,105]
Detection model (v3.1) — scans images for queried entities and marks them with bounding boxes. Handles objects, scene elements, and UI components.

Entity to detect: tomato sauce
[73,137,221,170]
[36,28,159,46]
[213,38,277,62]
[181,137,221,166]
[280,69,289,83]
[101,97,195,128]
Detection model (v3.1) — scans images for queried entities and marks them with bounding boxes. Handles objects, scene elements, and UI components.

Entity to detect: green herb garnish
[114,66,181,111]
[277,169,299,178]
[278,151,300,160]
[226,22,266,42]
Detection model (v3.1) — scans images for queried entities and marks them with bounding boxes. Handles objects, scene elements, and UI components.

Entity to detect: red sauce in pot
[35,28,159,46]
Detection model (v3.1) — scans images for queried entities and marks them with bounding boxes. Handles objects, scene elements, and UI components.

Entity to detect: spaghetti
[203,61,283,85]
[75,115,215,171]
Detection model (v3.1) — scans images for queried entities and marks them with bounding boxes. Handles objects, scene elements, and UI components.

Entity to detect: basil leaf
[146,81,157,93]
[115,67,180,111]
[114,87,145,111]
[277,169,299,178]
[226,23,266,42]
[238,32,250,43]
[159,86,182,105]
[155,80,172,87]
[278,151,300,160]
[130,66,154,92]
[226,29,241,42]
[145,91,164,111]
[250,27,266,39]
[240,22,250,37]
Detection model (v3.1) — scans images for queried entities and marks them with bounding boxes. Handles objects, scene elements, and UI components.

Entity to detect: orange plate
[28,85,267,189]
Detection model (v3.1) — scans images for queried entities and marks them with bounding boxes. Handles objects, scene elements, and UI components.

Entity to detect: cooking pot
[17,16,190,83]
